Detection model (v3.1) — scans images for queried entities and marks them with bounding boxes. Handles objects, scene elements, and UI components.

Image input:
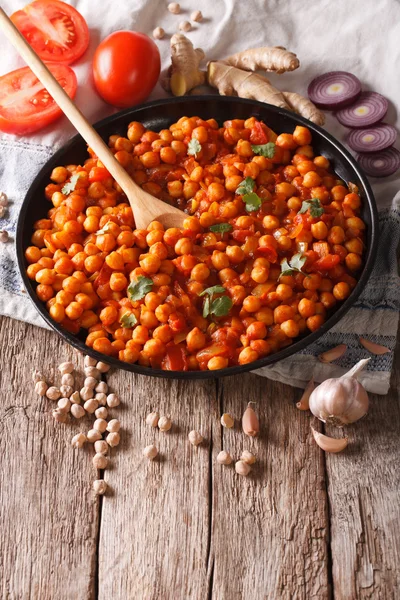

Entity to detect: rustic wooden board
[0,317,98,600]
[326,340,400,599]
[98,371,217,600]
[209,374,330,600]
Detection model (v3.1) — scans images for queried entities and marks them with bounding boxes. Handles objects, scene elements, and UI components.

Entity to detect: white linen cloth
[0,0,399,393]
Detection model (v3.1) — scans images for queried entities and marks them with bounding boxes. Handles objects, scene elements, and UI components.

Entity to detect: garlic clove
[296,378,314,410]
[359,337,390,355]
[311,427,348,453]
[309,358,370,427]
[318,344,347,363]
[242,403,259,437]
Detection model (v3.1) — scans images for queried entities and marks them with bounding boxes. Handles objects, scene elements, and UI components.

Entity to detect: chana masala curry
[25,116,366,372]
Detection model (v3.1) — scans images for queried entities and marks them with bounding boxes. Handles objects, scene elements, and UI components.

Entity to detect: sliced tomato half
[0,63,77,135]
[11,0,89,65]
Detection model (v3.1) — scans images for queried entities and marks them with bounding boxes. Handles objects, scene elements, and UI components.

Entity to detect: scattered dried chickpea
[84,355,97,368]
[93,453,109,469]
[107,432,120,447]
[57,397,71,413]
[153,27,165,40]
[35,381,48,396]
[143,444,158,460]
[84,366,101,379]
[71,404,85,419]
[70,391,80,404]
[46,386,61,401]
[107,393,120,408]
[52,408,67,423]
[235,460,251,476]
[221,413,234,428]
[240,450,256,465]
[107,419,121,433]
[71,433,87,448]
[61,373,74,387]
[191,10,203,21]
[94,440,109,455]
[87,429,102,443]
[84,376,98,389]
[93,418,108,433]
[217,450,233,465]
[84,399,99,413]
[158,416,172,431]
[178,20,191,32]
[95,381,108,394]
[188,430,203,446]
[58,361,74,375]
[93,479,108,495]
[95,407,108,420]
[60,384,73,398]
[80,386,94,401]
[168,2,180,13]
[146,411,160,427]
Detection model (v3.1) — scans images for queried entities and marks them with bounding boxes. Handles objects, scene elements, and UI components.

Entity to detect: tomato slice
[249,121,268,145]
[311,254,341,272]
[161,344,188,371]
[0,63,77,135]
[11,0,89,65]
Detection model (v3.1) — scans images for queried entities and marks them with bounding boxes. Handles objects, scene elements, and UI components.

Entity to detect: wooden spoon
[0,7,186,230]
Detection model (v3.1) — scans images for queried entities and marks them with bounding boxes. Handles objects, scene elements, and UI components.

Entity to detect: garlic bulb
[309,358,370,426]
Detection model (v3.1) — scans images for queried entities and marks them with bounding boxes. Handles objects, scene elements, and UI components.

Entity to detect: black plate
[16,96,378,379]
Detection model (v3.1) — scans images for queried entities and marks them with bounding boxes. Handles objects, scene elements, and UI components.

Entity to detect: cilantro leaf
[209,223,233,234]
[210,295,233,317]
[61,173,80,195]
[279,252,307,278]
[187,138,202,157]
[298,198,324,218]
[243,192,262,213]
[202,296,210,318]
[120,312,138,328]
[251,142,276,158]
[236,177,255,196]
[199,285,226,297]
[127,276,153,301]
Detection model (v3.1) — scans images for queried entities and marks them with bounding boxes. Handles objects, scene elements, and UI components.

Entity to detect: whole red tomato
[92,31,161,108]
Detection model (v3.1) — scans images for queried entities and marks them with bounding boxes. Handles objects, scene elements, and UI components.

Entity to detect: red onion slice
[336,92,389,127]
[357,147,400,177]
[346,123,397,153]
[307,71,361,109]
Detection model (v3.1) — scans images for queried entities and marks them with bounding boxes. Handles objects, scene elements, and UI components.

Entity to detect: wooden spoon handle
[0,7,136,200]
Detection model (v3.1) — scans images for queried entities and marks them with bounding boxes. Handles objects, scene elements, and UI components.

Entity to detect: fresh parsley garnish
[236,177,255,195]
[280,253,307,277]
[127,276,153,301]
[209,223,233,234]
[235,177,262,213]
[199,285,226,297]
[251,142,276,158]
[243,192,262,213]
[298,198,324,218]
[120,312,138,328]
[61,173,80,195]
[199,285,233,318]
[187,139,202,157]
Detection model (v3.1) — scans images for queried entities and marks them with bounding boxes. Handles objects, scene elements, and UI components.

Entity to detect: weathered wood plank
[0,317,98,600]
[210,374,330,600]
[326,340,400,600]
[98,371,217,600]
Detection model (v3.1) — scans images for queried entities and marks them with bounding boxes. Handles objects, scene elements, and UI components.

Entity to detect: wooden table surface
[0,315,399,600]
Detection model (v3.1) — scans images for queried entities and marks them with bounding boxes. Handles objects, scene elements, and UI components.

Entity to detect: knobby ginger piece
[221,46,299,74]
[207,62,290,110]
[168,34,206,96]
[282,91,325,126]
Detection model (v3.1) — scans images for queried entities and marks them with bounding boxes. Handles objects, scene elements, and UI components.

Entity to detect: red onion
[357,147,400,177]
[346,123,397,153]
[336,92,389,127]
[307,71,361,109]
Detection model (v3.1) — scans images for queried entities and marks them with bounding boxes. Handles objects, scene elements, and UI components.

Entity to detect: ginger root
[282,91,325,126]
[167,34,206,96]
[221,46,299,74]
[162,35,325,126]
[207,62,290,109]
